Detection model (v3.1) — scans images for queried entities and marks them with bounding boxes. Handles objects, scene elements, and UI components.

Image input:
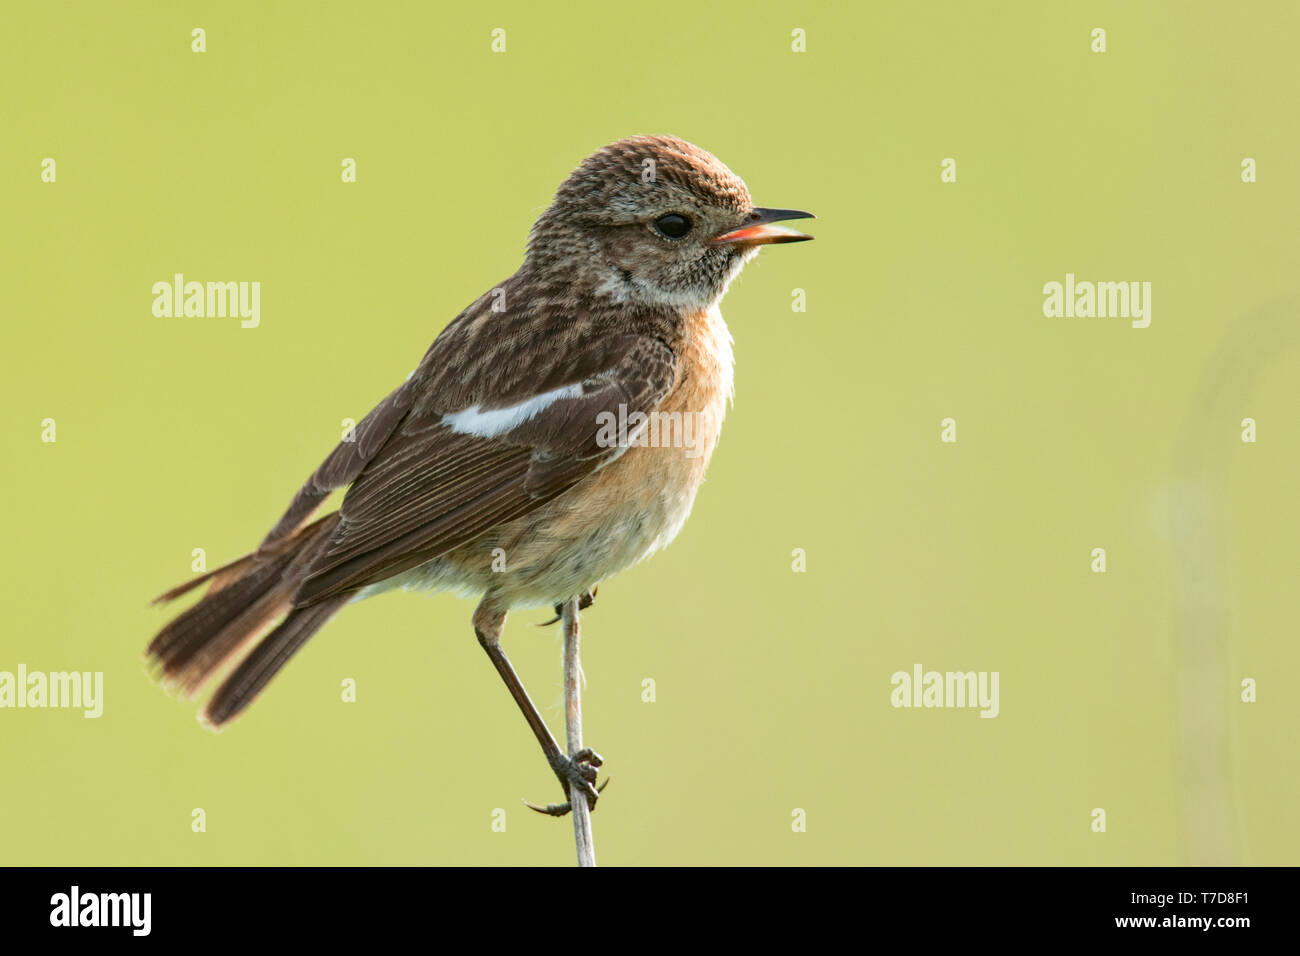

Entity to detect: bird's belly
[462,417,721,608]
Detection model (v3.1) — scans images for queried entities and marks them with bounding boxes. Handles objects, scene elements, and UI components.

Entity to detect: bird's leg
[536,587,597,627]
[473,600,602,814]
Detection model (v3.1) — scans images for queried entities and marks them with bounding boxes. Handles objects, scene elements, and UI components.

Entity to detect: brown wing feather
[289,333,677,606]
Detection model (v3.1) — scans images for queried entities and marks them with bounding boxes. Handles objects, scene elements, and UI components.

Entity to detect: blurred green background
[1,0,1296,865]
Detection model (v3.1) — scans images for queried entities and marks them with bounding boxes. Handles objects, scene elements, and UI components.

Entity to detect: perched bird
[147,135,814,813]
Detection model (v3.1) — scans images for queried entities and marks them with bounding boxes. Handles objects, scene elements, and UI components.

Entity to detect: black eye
[653,213,692,240]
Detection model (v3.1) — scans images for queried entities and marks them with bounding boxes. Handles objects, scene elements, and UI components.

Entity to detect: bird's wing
[289,329,678,605]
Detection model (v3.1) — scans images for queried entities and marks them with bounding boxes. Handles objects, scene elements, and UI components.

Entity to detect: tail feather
[172,586,293,695]
[149,512,322,607]
[150,552,257,606]
[147,513,343,714]
[203,595,349,728]
[148,549,298,681]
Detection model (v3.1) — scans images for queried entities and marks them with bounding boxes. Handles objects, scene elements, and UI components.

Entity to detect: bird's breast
[557,303,734,559]
[503,304,734,602]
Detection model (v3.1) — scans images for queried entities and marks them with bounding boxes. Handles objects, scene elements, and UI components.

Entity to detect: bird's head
[528,135,813,311]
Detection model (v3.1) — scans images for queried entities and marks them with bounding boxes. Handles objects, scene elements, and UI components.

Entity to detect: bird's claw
[524,777,610,817]
[523,747,607,816]
[554,746,603,797]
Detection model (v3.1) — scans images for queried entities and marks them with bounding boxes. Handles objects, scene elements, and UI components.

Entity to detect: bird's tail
[146,512,347,728]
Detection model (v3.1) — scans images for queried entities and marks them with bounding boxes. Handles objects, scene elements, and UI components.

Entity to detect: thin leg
[473,600,602,811]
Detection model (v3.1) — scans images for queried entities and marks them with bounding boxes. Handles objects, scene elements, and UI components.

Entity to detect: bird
[146,134,814,815]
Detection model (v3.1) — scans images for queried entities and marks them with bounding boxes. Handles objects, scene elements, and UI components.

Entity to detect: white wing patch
[441,382,586,439]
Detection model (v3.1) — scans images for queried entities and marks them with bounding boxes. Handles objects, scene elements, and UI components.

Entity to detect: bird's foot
[524,747,608,816]
[536,588,597,627]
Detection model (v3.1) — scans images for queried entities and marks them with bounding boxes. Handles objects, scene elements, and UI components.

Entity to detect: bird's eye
[653,213,692,240]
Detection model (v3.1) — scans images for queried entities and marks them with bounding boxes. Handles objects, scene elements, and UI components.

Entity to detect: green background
[2,0,1296,865]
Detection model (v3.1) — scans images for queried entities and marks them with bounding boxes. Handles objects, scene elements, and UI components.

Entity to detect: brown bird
[147,135,814,814]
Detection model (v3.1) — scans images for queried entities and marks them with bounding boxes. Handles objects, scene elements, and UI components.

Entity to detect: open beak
[711,207,815,246]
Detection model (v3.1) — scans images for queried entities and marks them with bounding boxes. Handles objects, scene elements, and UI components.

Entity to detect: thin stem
[562,598,596,867]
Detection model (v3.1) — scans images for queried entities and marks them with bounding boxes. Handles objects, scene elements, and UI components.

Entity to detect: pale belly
[468,451,713,606]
